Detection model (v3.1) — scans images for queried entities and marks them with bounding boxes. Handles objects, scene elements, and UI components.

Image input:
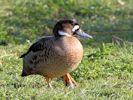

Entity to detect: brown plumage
[20,19,92,88]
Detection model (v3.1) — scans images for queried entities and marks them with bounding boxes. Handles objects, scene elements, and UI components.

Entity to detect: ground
[0,43,133,99]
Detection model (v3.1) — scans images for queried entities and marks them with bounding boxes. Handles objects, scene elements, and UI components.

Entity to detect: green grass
[0,0,133,99]
[0,0,133,44]
[0,43,133,99]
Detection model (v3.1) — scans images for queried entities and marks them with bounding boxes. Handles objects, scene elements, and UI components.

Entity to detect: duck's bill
[76,30,93,38]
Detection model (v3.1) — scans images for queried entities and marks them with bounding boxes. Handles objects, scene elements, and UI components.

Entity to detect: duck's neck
[58,31,71,37]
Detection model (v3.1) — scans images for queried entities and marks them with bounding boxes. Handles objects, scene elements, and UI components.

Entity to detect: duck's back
[22,36,83,78]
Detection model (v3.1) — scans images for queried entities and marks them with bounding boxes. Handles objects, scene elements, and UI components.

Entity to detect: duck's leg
[68,74,77,86]
[63,73,77,88]
[45,77,53,89]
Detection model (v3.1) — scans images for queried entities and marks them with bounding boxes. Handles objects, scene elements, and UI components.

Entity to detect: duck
[20,19,92,88]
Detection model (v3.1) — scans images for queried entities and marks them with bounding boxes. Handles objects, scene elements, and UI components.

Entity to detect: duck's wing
[20,36,53,58]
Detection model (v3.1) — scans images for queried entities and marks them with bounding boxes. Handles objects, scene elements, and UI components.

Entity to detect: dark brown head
[53,19,93,38]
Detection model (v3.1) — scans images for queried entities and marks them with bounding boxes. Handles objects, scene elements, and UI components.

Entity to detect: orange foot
[63,73,77,88]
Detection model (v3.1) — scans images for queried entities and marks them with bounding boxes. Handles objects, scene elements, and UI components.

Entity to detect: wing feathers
[20,36,53,58]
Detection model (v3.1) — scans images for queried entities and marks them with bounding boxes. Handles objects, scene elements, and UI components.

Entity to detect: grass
[0,0,133,99]
[0,43,133,99]
[0,0,133,44]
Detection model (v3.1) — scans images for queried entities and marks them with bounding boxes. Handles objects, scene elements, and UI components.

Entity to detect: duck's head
[53,19,93,38]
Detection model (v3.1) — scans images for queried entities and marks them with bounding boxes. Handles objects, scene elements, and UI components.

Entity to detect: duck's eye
[72,25,80,32]
[73,28,80,35]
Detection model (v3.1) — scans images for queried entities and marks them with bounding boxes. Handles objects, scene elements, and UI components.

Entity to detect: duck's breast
[56,36,83,67]
[42,37,83,77]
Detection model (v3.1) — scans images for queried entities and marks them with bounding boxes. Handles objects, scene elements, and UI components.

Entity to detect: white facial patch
[72,25,80,32]
[58,31,71,37]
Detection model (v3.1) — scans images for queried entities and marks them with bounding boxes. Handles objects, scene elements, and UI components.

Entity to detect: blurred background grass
[0,0,133,44]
